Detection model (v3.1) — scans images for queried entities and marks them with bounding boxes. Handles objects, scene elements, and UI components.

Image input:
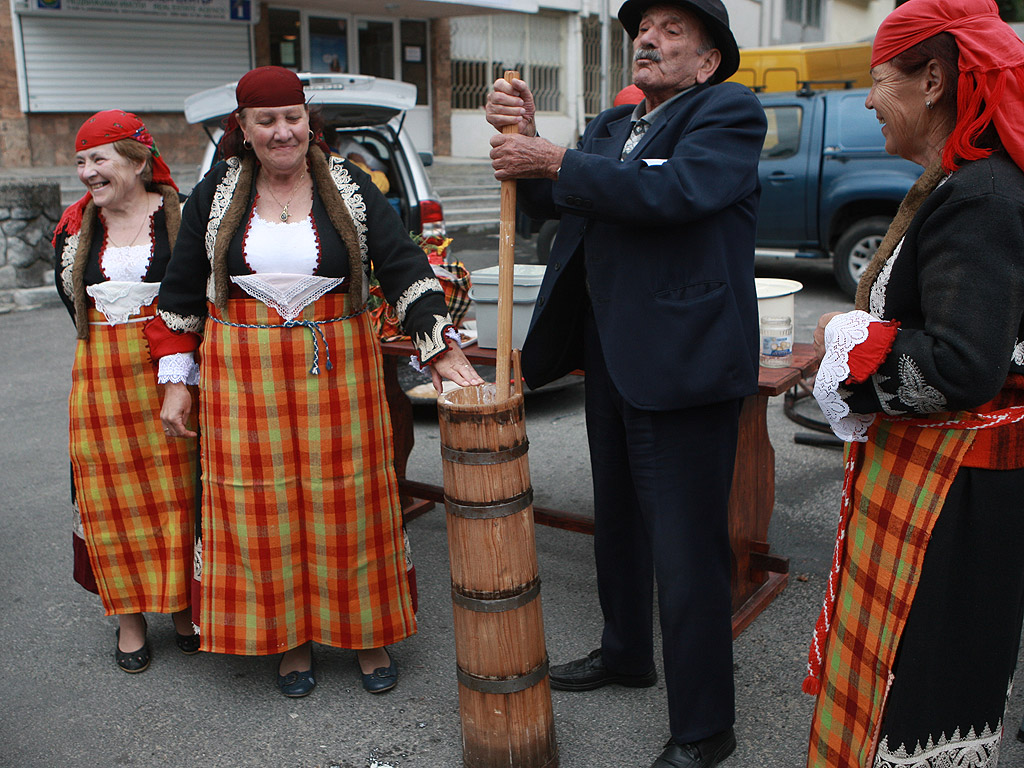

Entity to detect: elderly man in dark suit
[485,2,766,767]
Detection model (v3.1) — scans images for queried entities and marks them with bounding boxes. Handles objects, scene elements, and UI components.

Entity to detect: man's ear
[695,49,722,85]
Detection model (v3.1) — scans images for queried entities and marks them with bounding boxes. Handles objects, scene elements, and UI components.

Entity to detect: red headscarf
[54,110,177,242]
[222,66,330,158]
[871,0,1024,172]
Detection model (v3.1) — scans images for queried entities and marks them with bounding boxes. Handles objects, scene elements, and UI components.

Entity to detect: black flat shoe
[651,729,736,768]
[175,630,201,655]
[115,628,150,674]
[360,650,397,694]
[277,654,316,698]
[548,648,656,691]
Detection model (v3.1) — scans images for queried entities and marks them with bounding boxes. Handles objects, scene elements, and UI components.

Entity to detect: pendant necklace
[104,208,149,248]
[262,171,306,222]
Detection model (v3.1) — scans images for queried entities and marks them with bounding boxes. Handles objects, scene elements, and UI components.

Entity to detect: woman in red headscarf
[54,110,199,674]
[803,1,1024,765]
[146,66,482,698]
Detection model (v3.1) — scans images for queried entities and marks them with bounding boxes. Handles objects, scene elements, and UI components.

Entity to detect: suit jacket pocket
[654,281,726,304]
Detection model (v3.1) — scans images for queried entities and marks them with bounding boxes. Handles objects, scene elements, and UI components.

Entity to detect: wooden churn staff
[434,72,559,768]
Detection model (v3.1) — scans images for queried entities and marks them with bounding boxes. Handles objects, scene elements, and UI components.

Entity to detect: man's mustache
[635,48,662,63]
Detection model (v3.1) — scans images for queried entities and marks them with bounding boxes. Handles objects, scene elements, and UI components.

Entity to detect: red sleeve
[143,316,201,361]
[845,320,899,384]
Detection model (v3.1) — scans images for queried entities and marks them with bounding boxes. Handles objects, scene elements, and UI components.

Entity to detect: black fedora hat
[618,0,740,84]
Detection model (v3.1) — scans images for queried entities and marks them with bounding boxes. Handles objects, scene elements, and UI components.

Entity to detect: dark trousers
[583,309,739,744]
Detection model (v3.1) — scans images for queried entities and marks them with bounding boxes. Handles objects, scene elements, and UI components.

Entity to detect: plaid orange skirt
[197,293,415,655]
[68,304,196,615]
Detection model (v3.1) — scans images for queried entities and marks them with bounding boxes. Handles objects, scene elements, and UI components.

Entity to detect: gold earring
[308,129,315,141]
[243,138,253,149]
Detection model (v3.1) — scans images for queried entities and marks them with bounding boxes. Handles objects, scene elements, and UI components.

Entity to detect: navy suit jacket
[518,81,767,410]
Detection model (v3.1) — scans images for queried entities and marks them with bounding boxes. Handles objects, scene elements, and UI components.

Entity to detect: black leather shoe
[115,628,150,674]
[277,659,316,698]
[548,649,656,692]
[175,630,201,655]
[651,729,736,768]
[361,650,398,694]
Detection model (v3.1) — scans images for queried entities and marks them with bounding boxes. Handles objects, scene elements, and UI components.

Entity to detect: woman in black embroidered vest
[805,1,1024,765]
[146,66,482,698]
[54,110,199,675]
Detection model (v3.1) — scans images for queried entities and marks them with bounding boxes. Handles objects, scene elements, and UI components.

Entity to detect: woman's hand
[430,344,485,393]
[812,311,846,361]
[161,382,197,438]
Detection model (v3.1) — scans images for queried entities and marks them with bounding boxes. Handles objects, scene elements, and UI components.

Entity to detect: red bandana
[872,0,1024,172]
[55,110,178,242]
[222,67,330,159]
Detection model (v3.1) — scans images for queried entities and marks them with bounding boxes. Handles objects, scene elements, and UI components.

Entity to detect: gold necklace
[261,171,306,222]
[103,209,149,248]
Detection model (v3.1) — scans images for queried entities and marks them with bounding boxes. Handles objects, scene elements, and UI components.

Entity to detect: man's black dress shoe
[651,729,736,768]
[548,649,656,691]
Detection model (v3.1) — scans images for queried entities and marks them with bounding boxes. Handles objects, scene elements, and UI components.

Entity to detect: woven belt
[209,306,367,375]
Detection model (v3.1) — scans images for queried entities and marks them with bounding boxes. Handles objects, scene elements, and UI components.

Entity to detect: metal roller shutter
[19,16,252,112]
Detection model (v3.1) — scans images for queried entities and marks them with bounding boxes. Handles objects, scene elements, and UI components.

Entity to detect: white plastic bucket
[755,277,803,325]
[469,265,547,350]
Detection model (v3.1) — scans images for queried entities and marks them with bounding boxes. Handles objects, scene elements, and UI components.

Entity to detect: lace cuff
[158,352,200,385]
[813,310,881,442]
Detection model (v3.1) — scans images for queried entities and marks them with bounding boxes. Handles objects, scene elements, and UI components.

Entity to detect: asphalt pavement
[2,253,1023,768]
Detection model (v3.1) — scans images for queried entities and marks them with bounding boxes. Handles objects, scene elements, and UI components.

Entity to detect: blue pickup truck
[524,86,923,299]
[756,86,922,297]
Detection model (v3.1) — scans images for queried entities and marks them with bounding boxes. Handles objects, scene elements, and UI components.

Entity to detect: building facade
[10,0,1018,169]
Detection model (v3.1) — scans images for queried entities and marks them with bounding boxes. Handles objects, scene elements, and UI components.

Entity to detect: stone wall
[0,182,61,310]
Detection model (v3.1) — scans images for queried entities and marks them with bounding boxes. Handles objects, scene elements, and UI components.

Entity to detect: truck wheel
[833,216,890,299]
[535,220,558,265]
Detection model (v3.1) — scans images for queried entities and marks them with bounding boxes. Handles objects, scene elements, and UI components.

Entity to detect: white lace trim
[193,536,202,580]
[873,723,1001,768]
[100,242,152,282]
[813,309,880,442]
[1012,339,1024,366]
[412,313,456,365]
[243,213,319,275]
[72,499,85,539]
[230,273,344,321]
[60,232,79,302]
[205,157,243,304]
[395,276,444,324]
[409,325,461,372]
[158,308,204,334]
[896,354,947,413]
[86,281,160,325]
[157,352,199,385]
[870,238,902,318]
[326,156,369,302]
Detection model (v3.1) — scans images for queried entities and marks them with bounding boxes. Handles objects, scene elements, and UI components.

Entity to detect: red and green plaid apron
[69,304,196,615]
[197,292,415,655]
[805,404,1024,767]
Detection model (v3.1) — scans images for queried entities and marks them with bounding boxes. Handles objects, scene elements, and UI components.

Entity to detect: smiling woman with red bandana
[53,110,199,675]
[805,1,1024,766]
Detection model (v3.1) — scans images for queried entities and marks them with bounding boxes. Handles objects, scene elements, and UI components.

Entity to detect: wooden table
[380,340,819,638]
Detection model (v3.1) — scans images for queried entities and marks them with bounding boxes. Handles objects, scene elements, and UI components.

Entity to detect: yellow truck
[729,41,873,93]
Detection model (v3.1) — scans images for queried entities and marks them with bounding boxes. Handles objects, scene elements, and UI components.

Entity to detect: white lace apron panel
[86,281,161,326]
[230,273,346,322]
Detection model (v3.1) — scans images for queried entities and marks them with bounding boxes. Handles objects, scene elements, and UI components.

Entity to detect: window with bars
[582,17,631,118]
[450,13,565,112]
[785,0,822,28]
